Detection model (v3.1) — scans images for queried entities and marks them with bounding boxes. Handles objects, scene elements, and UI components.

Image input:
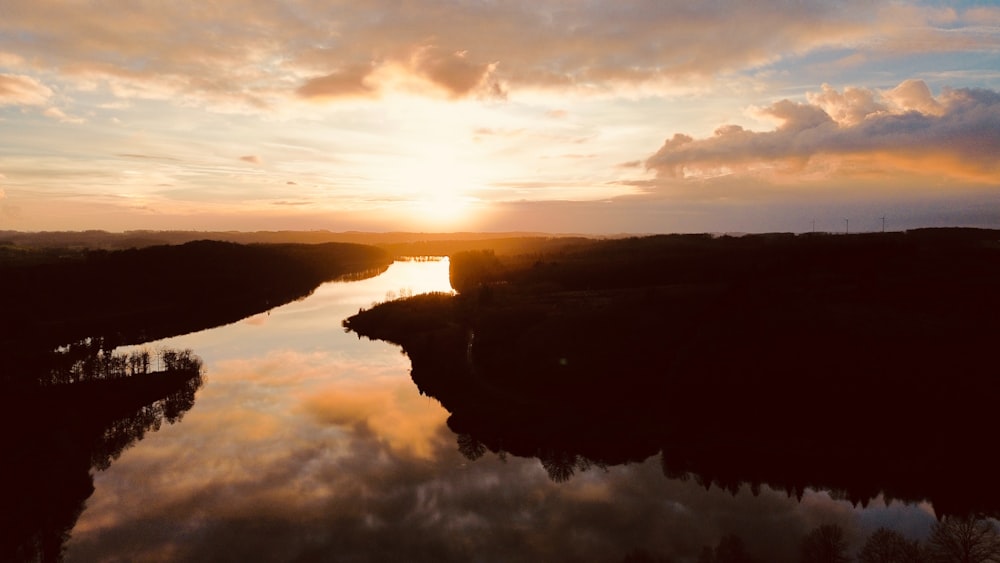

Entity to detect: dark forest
[345,228,1000,517]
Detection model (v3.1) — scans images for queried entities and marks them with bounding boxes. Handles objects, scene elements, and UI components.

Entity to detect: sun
[410,196,479,228]
[380,143,487,230]
[351,95,515,230]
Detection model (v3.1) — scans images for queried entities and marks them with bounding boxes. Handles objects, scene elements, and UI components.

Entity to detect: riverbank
[0,240,392,382]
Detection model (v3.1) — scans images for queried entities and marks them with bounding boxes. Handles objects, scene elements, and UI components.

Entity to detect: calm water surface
[63,259,937,562]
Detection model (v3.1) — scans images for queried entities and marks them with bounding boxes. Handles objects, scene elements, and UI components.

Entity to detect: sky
[1,0,1000,234]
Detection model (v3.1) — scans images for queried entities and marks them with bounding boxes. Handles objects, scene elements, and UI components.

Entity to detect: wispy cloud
[116,153,183,162]
[43,106,85,123]
[0,73,52,105]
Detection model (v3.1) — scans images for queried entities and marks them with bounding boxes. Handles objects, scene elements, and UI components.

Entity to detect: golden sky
[2,1,999,233]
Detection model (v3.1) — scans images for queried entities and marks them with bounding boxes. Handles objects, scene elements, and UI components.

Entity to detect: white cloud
[882,79,944,116]
[646,80,1000,184]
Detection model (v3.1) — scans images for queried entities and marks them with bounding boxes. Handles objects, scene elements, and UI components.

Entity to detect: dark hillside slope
[1,241,391,372]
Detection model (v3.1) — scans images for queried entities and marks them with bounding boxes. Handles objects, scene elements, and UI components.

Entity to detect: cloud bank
[2,1,997,108]
[645,80,1000,184]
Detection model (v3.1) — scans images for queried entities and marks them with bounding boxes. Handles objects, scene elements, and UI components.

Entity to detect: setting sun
[1,1,999,234]
[408,196,480,229]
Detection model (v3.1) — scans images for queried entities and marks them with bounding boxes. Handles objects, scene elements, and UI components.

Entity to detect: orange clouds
[296,65,377,100]
[3,0,995,108]
[42,106,84,124]
[299,382,450,459]
[645,81,1000,185]
[0,73,51,105]
[204,348,450,459]
[295,47,504,101]
[408,47,504,100]
[882,79,944,116]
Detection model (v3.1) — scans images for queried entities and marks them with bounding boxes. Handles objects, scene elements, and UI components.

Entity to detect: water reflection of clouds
[190,347,448,459]
[207,348,450,456]
[63,259,940,561]
[70,373,939,558]
[68,346,457,552]
[71,420,927,563]
[300,382,450,459]
[67,383,940,562]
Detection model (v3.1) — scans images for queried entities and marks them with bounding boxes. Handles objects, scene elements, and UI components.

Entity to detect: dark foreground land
[0,365,205,562]
[0,239,395,560]
[345,228,1000,516]
[0,239,392,384]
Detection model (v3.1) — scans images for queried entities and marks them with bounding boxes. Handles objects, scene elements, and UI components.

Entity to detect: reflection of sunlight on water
[355,257,455,306]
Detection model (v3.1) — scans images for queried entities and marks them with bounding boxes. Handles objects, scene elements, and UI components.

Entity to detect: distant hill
[0,229,595,251]
[0,240,393,382]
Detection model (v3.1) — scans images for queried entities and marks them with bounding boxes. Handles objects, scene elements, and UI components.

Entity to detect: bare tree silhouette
[801,524,850,563]
[859,528,926,563]
[927,516,1000,563]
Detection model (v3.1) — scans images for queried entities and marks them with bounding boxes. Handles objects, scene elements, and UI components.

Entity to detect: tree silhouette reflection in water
[0,350,204,562]
[0,242,419,561]
[6,237,998,561]
[345,230,1000,520]
[0,240,400,561]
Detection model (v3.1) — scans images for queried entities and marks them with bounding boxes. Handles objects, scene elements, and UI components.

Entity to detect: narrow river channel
[61,259,938,562]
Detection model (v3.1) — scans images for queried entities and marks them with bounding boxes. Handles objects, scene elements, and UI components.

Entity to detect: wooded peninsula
[344,228,1000,516]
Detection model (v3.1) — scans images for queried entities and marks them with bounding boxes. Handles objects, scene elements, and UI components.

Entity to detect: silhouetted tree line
[449,229,1000,298]
[379,236,593,261]
[792,518,1000,563]
[1,240,391,383]
[39,342,201,386]
[697,534,760,563]
[450,249,505,293]
[619,518,1000,563]
[1,229,586,253]
[0,367,203,563]
[345,228,1000,516]
[344,292,462,343]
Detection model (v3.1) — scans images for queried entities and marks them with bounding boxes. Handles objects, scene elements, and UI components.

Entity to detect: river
[57,259,938,562]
